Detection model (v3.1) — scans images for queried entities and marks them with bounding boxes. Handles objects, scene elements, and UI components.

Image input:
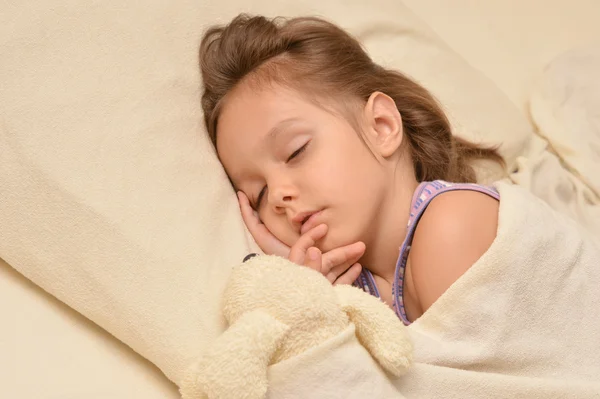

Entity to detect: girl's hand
[288,224,364,285]
[237,191,289,257]
[238,191,365,285]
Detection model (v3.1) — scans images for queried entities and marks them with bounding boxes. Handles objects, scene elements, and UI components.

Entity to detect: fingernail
[309,247,319,260]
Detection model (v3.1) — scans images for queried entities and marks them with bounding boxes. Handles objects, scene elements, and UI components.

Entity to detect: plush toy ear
[180,310,290,399]
[334,285,413,376]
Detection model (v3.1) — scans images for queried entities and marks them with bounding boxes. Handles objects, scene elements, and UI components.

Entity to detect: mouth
[300,210,323,235]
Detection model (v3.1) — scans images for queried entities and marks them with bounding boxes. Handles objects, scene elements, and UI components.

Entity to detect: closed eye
[286,142,308,163]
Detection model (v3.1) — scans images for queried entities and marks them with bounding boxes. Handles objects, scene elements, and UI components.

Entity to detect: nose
[267,179,297,216]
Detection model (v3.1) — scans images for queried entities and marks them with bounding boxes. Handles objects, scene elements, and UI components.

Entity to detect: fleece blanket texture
[264,182,600,398]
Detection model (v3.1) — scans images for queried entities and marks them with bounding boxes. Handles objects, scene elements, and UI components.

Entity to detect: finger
[237,191,269,238]
[303,247,322,272]
[288,224,328,265]
[237,191,260,229]
[326,255,363,282]
[321,241,366,275]
[237,192,290,257]
[333,263,363,286]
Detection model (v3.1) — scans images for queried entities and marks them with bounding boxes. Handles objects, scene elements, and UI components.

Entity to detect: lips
[300,210,323,235]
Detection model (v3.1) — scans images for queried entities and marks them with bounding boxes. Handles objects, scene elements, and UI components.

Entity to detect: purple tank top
[353,180,500,325]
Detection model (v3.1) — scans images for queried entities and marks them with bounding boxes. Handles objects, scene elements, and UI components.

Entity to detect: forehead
[215,84,315,185]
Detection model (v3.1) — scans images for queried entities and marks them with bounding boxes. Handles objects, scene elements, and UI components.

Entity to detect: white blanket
[399,182,600,398]
[265,182,600,398]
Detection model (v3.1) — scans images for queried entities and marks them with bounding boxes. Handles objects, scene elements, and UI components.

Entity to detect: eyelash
[254,142,309,209]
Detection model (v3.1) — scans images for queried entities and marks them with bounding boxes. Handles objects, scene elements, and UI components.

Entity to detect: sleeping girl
[197,15,600,394]
[199,14,504,325]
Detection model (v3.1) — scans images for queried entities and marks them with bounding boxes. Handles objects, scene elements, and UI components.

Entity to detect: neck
[360,173,418,284]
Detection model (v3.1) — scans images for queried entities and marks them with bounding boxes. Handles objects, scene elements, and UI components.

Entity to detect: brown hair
[199,14,504,183]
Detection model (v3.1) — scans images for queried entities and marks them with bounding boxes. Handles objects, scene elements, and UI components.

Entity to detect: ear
[363,92,403,158]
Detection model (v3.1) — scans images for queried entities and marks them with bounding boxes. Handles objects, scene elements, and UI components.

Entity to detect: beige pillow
[0,258,180,398]
[0,0,534,388]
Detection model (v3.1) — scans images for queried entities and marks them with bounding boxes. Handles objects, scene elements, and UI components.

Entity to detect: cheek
[324,141,380,195]
[261,213,298,247]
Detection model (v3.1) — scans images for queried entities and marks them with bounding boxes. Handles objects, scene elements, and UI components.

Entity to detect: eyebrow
[264,117,304,145]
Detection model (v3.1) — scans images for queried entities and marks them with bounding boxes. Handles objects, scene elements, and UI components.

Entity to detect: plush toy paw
[180,310,290,399]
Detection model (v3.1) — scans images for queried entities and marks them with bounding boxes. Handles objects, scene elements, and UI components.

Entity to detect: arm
[407,190,499,316]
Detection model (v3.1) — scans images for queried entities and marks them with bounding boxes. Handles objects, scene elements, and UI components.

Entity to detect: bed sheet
[529,44,600,227]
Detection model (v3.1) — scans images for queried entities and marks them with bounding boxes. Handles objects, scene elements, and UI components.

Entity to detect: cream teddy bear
[180,254,413,399]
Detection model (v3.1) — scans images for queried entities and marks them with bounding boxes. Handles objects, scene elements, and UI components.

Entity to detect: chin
[316,238,333,253]
[317,229,353,253]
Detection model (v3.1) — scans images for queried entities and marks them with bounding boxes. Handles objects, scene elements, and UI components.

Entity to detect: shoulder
[408,189,500,312]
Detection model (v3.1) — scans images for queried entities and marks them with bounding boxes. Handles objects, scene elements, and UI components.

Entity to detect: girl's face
[216,83,394,253]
